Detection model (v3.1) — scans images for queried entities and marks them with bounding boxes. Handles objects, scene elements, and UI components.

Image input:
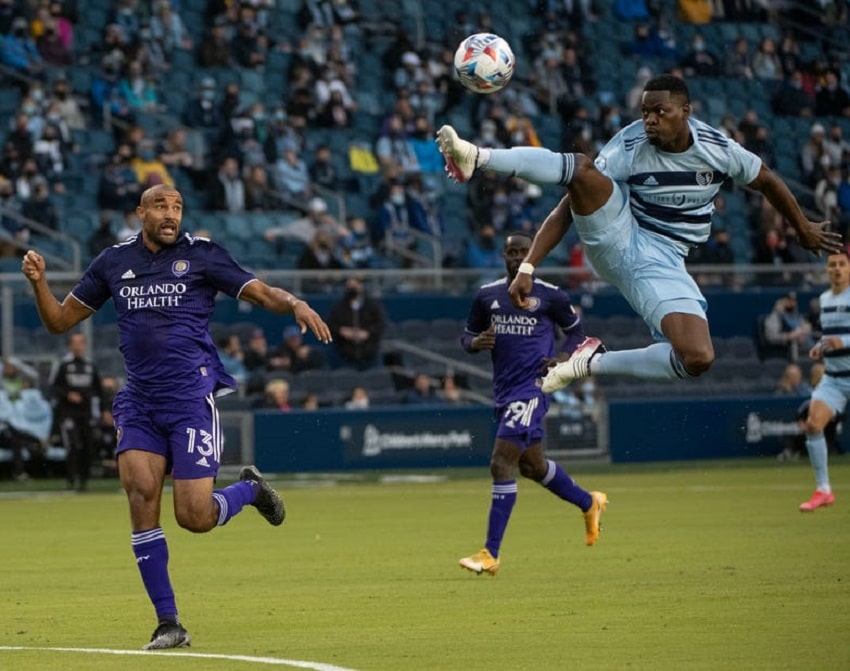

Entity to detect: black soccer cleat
[240,465,286,526]
[143,620,191,650]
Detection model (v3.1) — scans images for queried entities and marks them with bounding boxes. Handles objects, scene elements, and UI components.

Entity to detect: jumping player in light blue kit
[458,232,607,576]
[800,251,850,512]
[21,184,332,649]
[438,75,843,393]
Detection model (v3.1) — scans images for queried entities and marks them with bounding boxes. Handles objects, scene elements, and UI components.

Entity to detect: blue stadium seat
[222,213,253,239]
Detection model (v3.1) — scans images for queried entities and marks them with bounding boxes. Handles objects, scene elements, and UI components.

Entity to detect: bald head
[140,184,182,207]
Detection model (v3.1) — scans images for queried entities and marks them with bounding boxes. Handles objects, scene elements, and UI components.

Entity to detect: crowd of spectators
[1,1,849,277]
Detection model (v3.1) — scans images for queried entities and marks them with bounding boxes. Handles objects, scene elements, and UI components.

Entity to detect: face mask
[390,193,405,205]
[201,90,216,101]
[139,150,155,161]
[22,104,37,115]
[694,41,705,52]
[31,88,44,102]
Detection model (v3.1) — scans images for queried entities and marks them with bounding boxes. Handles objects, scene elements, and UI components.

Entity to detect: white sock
[805,433,831,493]
[590,343,680,380]
[482,147,575,185]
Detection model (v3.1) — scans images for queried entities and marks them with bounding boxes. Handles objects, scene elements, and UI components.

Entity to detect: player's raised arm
[239,280,332,344]
[508,194,574,309]
[21,250,93,334]
[748,164,844,255]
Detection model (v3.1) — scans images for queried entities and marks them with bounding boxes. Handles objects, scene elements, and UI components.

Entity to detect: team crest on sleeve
[172,260,190,277]
[524,297,541,312]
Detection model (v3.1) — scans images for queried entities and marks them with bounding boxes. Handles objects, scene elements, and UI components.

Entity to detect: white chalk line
[0,646,360,670]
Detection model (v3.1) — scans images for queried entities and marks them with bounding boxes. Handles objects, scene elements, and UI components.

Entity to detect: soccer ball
[453,33,515,94]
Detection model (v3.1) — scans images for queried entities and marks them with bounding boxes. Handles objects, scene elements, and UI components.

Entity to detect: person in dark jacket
[50,332,104,491]
[326,277,385,370]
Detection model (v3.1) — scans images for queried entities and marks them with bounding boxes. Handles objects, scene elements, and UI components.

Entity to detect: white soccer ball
[453,33,515,94]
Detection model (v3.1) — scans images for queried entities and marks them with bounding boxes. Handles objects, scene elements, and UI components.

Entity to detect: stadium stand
[1,0,847,427]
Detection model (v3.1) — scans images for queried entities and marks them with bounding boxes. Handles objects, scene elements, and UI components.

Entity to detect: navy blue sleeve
[461,291,489,353]
[70,251,112,312]
[202,240,256,298]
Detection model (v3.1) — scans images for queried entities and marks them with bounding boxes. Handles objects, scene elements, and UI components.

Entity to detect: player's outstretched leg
[143,620,191,650]
[541,337,605,393]
[459,548,500,576]
[583,491,608,546]
[240,465,286,526]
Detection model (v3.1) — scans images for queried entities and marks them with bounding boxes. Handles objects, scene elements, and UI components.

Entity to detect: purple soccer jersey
[462,276,585,407]
[71,233,256,401]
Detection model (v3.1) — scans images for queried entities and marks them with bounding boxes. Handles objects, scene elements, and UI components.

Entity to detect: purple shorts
[495,392,549,450]
[112,388,223,479]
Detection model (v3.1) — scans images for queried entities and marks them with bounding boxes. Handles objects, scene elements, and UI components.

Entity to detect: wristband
[518,262,535,275]
[287,295,300,308]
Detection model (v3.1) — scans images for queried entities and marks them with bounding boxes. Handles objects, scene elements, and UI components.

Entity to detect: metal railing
[0,205,81,270]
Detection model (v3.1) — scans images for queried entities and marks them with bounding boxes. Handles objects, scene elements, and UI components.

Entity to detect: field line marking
[0,646,360,670]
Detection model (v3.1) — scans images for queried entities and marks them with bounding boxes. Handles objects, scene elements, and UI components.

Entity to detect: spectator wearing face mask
[118,60,161,113]
[35,16,71,66]
[21,177,59,231]
[207,156,245,212]
[1,16,45,85]
[465,224,502,272]
[374,179,430,264]
[265,196,341,247]
[33,123,66,185]
[182,77,224,148]
[407,115,445,187]
[131,139,174,187]
[772,67,814,115]
[679,31,721,77]
[327,277,386,370]
[99,143,143,212]
[49,77,86,130]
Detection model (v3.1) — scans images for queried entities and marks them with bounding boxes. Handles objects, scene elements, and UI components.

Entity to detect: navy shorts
[495,393,549,450]
[112,388,224,480]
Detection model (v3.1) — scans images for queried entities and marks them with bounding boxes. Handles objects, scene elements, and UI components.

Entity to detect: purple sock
[541,460,592,511]
[212,480,257,526]
[485,480,517,558]
[131,527,177,620]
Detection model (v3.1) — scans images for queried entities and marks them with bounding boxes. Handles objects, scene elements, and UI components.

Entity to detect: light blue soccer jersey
[594,118,762,251]
[819,286,850,377]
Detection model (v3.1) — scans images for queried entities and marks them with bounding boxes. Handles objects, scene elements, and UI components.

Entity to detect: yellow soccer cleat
[583,491,608,546]
[459,548,500,576]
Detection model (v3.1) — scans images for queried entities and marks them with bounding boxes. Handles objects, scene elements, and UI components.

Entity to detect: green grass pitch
[1,458,849,670]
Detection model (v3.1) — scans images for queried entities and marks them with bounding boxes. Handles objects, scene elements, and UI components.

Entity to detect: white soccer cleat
[540,337,604,393]
[435,124,479,183]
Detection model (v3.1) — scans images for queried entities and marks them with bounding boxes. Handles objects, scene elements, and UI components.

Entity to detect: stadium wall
[252,396,817,471]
